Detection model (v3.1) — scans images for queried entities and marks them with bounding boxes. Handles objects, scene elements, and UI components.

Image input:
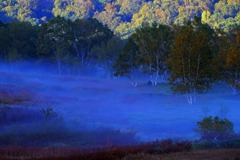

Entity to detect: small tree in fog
[167,18,216,104]
[41,107,57,120]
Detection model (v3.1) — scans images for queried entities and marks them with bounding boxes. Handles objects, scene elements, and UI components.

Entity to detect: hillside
[0,0,239,38]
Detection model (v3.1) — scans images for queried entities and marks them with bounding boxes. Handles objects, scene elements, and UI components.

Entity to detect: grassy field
[1,70,240,159]
[0,145,240,160]
[122,149,240,160]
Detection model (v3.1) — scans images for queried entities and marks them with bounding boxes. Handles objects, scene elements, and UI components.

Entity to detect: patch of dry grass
[0,140,192,160]
[0,146,240,160]
[122,149,240,160]
[0,84,32,105]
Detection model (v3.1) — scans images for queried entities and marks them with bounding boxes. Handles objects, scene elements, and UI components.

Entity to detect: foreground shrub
[196,116,234,141]
[193,116,240,149]
[193,138,240,149]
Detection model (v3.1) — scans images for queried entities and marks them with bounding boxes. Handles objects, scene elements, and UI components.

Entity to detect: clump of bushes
[194,116,240,149]
[196,116,234,141]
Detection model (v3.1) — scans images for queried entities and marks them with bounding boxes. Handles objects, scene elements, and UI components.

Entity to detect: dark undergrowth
[0,139,192,160]
[1,139,240,160]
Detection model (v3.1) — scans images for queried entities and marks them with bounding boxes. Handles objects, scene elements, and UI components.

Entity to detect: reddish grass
[123,149,240,160]
[1,140,240,160]
[0,84,32,105]
[0,140,192,160]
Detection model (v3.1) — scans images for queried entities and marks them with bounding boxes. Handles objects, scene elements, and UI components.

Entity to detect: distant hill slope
[0,0,239,38]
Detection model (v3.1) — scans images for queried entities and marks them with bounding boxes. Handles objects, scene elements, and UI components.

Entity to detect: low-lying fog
[0,62,239,147]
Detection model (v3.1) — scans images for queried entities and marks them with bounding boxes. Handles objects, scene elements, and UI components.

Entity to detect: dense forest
[0,0,239,38]
[0,16,239,103]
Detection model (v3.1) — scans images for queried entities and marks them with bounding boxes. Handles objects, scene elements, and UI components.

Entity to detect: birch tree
[167,18,215,104]
[132,23,173,85]
[72,18,113,66]
[113,37,140,86]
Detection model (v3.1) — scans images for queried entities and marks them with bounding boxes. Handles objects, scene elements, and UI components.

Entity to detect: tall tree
[167,18,216,104]
[217,28,240,94]
[113,37,140,86]
[72,18,113,66]
[132,23,173,85]
[6,21,37,61]
[37,16,73,75]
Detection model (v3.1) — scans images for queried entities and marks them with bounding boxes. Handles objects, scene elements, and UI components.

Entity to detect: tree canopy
[0,0,239,38]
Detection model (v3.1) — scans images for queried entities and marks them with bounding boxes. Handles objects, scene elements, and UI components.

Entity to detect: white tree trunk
[187,94,193,105]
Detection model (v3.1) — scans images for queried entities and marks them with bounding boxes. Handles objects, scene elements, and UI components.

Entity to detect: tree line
[0,0,239,38]
[0,17,117,76]
[0,17,239,103]
[114,17,239,103]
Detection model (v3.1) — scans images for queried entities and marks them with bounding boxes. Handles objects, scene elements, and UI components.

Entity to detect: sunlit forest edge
[0,0,239,38]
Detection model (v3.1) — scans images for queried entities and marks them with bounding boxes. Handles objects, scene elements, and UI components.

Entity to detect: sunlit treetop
[0,0,239,37]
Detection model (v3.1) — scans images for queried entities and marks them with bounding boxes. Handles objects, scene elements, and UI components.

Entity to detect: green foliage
[94,3,122,31]
[202,10,211,24]
[0,0,40,25]
[0,17,240,95]
[0,17,114,74]
[52,0,95,21]
[37,16,73,75]
[196,116,234,141]
[72,18,113,66]
[113,37,140,86]
[132,23,173,84]
[225,29,240,93]
[114,22,173,85]
[214,27,240,94]
[0,21,37,62]
[117,0,144,16]
[0,0,239,37]
[167,18,216,103]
